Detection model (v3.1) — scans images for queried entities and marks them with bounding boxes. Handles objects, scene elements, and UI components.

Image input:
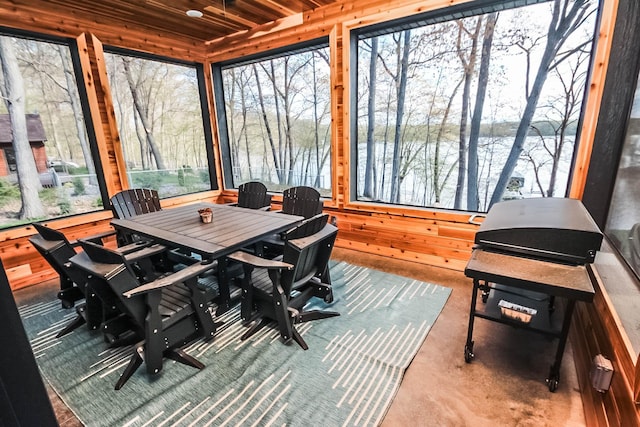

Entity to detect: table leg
[465,278,480,363]
[546,299,576,392]
[215,258,231,316]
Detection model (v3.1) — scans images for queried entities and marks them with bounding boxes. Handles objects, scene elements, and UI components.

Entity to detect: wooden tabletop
[464,248,595,302]
[111,203,303,259]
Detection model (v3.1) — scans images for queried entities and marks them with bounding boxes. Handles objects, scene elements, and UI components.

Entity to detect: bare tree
[454,17,483,209]
[467,13,498,211]
[225,68,240,179]
[121,57,166,170]
[363,38,378,199]
[57,46,96,184]
[0,36,45,219]
[390,30,411,203]
[489,0,593,206]
[238,68,253,180]
[253,63,283,183]
[527,48,589,197]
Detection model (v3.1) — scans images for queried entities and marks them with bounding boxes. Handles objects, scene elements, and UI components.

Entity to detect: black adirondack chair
[29,223,167,340]
[236,181,272,210]
[70,240,220,389]
[281,186,323,218]
[261,186,324,257]
[29,223,106,336]
[110,188,162,219]
[229,213,338,350]
[110,188,162,245]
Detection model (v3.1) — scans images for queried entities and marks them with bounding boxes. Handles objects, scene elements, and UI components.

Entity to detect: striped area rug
[19,261,451,427]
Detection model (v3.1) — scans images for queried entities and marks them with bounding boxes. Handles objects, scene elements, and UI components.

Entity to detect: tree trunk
[434,77,463,204]
[133,111,148,169]
[58,46,97,185]
[226,69,239,178]
[390,30,411,204]
[364,38,378,199]
[253,64,282,183]
[239,72,253,180]
[0,36,45,219]
[454,18,483,210]
[467,13,498,211]
[122,57,165,170]
[282,59,295,185]
[312,53,322,188]
[268,60,286,184]
[489,0,589,206]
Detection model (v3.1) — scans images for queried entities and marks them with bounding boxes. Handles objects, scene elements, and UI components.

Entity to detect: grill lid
[475,198,602,264]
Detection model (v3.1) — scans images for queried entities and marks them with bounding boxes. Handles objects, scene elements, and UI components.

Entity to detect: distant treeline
[355,119,578,143]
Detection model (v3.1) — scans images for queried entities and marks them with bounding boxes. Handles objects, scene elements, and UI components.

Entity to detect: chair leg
[102,314,135,346]
[57,284,83,309]
[295,310,340,323]
[240,318,271,341]
[291,327,308,350]
[105,331,139,348]
[166,348,204,370]
[55,312,86,338]
[115,349,144,390]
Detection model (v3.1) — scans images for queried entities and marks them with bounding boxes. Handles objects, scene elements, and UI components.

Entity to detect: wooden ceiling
[20,0,339,43]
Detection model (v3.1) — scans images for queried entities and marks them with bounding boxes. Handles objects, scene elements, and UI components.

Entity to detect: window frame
[102,46,218,196]
[347,0,595,213]
[212,37,331,193]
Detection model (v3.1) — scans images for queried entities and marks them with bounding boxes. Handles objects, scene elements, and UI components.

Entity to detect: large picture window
[104,50,214,198]
[0,33,102,229]
[215,41,332,195]
[605,68,640,280]
[353,0,599,212]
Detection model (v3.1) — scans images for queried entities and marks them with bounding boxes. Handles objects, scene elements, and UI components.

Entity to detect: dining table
[111,202,303,313]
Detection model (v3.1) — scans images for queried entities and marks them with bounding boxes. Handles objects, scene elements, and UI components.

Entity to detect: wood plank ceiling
[23,0,339,42]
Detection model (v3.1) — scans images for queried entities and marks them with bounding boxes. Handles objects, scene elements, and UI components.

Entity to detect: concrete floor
[18,247,587,426]
[331,248,586,427]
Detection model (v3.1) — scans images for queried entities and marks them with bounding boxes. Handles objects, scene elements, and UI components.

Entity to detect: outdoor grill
[464,197,602,392]
[474,197,603,265]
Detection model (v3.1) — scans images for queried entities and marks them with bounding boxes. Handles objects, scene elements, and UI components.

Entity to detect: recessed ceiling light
[186,9,203,18]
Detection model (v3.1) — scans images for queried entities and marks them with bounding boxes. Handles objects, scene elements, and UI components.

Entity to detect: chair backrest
[237,181,272,209]
[281,186,323,219]
[110,188,161,219]
[281,213,337,294]
[32,222,73,246]
[29,223,86,286]
[75,240,148,328]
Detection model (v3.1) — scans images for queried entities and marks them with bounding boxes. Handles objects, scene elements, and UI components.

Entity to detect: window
[0,33,103,229]
[214,40,332,195]
[353,0,600,212]
[104,50,214,198]
[605,69,640,279]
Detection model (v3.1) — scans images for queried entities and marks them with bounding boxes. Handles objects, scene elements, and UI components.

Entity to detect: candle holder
[198,207,213,223]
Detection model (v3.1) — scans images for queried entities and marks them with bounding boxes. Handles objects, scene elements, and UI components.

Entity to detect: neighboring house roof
[0,114,47,143]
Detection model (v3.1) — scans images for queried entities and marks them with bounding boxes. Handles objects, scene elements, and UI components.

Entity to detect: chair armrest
[227,251,293,270]
[123,261,214,298]
[122,244,167,262]
[68,229,117,247]
[115,240,153,254]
